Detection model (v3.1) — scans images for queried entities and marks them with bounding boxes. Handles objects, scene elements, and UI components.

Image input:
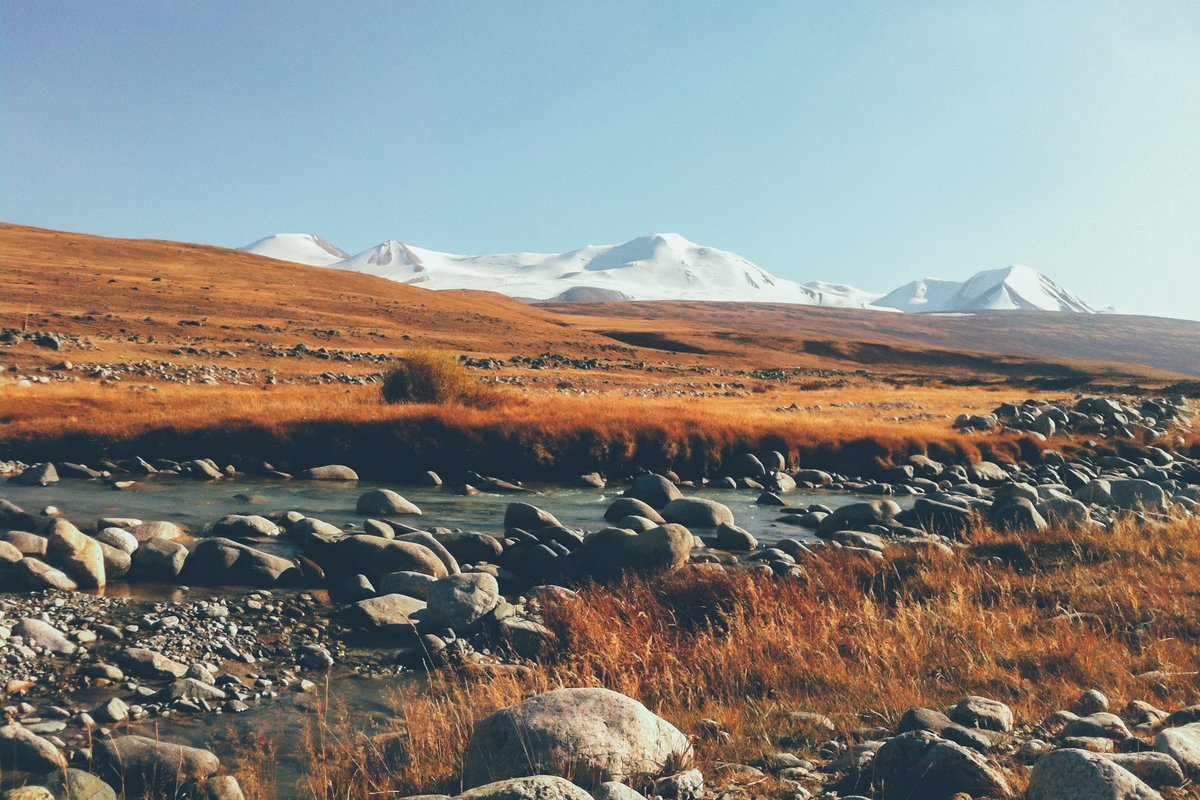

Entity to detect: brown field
[233,514,1200,799]
[2,222,1198,473]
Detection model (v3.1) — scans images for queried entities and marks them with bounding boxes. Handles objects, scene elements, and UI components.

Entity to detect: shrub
[381,350,499,407]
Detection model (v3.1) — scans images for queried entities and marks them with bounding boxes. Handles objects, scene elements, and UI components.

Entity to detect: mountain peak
[240,233,349,266]
[875,265,1093,314]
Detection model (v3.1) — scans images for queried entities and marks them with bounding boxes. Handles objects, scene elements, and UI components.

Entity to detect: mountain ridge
[241,231,1099,315]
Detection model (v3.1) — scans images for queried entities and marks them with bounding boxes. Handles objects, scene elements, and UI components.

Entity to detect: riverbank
[0,382,1055,481]
[247,512,1200,799]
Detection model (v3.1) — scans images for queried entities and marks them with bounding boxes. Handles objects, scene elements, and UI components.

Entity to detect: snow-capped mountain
[240,233,349,267]
[240,232,1097,314]
[873,265,1094,314]
[332,233,840,305]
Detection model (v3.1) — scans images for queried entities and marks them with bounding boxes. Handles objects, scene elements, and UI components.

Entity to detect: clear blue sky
[3,2,1198,318]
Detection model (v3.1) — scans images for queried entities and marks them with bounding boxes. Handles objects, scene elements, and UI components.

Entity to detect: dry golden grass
[239,515,1200,799]
[0,380,1052,479]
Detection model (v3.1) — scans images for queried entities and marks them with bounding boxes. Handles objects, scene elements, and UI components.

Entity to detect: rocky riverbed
[2,395,1199,798]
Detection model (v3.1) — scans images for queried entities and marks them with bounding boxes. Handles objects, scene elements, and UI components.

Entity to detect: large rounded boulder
[356,489,422,516]
[660,498,734,528]
[623,474,682,510]
[329,535,449,582]
[1027,748,1161,800]
[462,688,692,789]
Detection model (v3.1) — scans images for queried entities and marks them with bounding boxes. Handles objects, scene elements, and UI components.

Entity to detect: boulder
[423,573,501,632]
[623,474,682,510]
[95,526,139,554]
[94,735,220,791]
[378,570,439,599]
[604,498,665,526]
[210,514,281,538]
[1027,748,1161,800]
[505,503,562,531]
[45,518,106,588]
[349,593,427,637]
[32,769,117,800]
[331,535,449,582]
[622,525,694,575]
[131,537,189,580]
[396,532,461,576]
[183,537,301,587]
[130,520,185,542]
[871,730,1012,799]
[436,531,505,565]
[300,465,359,480]
[714,523,757,552]
[118,648,188,679]
[11,618,77,655]
[8,463,58,487]
[1105,752,1185,789]
[1154,723,1200,780]
[1110,480,1168,512]
[462,688,692,789]
[967,462,1010,485]
[0,725,66,773]
[11,558,77,592]
[456,776,592,800]
[988,498,1049,533]
[96,540,131,579]
[948,696,1014,732]
[357,489,422,516]
[660,498,734,528]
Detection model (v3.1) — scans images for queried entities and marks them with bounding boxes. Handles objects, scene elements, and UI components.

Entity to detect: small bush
[381,350,500,407]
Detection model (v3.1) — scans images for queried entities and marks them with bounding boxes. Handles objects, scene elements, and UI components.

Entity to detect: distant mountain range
[241,232,1099,314]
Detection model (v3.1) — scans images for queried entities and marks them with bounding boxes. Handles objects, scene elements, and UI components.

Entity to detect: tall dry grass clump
[381,350,502,408]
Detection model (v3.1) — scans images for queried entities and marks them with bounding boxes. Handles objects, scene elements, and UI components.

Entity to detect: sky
[3,1,1199,319]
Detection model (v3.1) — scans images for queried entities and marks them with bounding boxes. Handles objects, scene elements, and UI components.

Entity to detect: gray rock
[604,498,666,525]
[357,489,422,516]
[183,537,300,587]
[349,593,427,636]
[10,558,77,592]
[203,775,247,800]
[130,520,185,542]
[714,522,757,551]
[0,724,67,772]
[11,618,77,655]
[332,535,449,582]
[1154,723,1200,780]
[660,498,734,528]
[94,527,139,554]
[132,537,189,579]
[505,503,562,531]
[462,687,692,789]
[210,514,281,538]
[948,696,1014,732]
[424,573,500,632]
[34,768,118,800]
[1110,479,1168,512]
[94,735,220,791]
[1104,752,1185,789]
[301,465,359,480]
[8,463,59,487]
[45,518,106,588]
[591,782,647,800]
[872,730,1011,799]
[623,474,682,510]
[119,647,188,679]
[1027,748,1161,800]
[378,570,438,599]
[457,776,593,800]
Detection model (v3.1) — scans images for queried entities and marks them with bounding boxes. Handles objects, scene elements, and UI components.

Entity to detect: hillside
[1,223,1195,387]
